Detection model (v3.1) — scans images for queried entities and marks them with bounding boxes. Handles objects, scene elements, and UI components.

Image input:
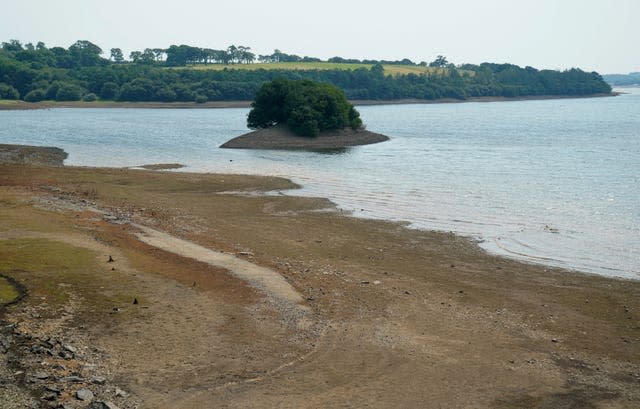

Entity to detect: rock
[90,376,107,385]
[63,344,77,354]
[34,371,50,380]
[89,402,120,409]
[76,388,94,401]
[59,375,84,383]
[41,392,58,401]
[238,251,254,256]
[114,387,128,398]
[361,281,370,284]
[551,338,558,343]
[373,280,381,285]
[45,385,61,394]
[108,255,114,263]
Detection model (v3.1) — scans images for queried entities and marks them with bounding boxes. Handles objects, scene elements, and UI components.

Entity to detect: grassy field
[183,61,457,76]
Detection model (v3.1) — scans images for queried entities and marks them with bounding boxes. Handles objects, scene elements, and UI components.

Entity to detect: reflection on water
[1,91,639,279]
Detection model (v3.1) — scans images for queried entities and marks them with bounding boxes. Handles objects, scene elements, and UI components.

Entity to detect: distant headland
[0,39,613,107]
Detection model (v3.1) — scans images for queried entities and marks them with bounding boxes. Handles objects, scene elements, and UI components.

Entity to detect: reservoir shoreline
[0,92,618,110]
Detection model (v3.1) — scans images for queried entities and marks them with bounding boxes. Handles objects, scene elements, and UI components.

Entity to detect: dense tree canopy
[248,79,362,137]
[0,39,612,104]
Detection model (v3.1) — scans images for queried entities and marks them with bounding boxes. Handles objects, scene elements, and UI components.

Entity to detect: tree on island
[247,79,363,137]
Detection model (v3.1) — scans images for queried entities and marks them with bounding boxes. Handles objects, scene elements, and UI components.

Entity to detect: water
[1,90,639,279]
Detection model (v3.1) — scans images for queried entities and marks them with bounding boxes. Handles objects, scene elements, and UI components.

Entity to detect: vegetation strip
[1,39,612,105]
[0,273,26,308]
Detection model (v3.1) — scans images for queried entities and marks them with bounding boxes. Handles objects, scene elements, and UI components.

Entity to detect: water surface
[1,91,638,279]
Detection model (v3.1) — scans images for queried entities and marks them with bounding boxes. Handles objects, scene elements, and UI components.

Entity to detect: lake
[1,90,638,279]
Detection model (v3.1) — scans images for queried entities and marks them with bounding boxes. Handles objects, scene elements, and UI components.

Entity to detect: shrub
[100,82,119,100]
[54,84,83,101]
[82,93,97,102]
[194,94,208,104]
[155,87,177,102]
[0,83,20,99]
[45,81,62,100]
[24,89,46,102]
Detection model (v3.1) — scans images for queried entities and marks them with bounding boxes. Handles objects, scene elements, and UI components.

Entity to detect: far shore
[0,92,619,111]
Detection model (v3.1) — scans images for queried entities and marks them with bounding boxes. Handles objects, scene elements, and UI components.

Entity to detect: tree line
[602,72,640,87]
[0,39,612,103]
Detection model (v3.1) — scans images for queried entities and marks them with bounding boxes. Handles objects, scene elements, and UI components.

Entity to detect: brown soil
[220,124,390,150]
[0,163,638,408]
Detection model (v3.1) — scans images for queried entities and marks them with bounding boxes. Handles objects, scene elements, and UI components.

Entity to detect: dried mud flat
[0,163,638,409]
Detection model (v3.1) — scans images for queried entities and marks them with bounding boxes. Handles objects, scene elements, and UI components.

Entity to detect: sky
[1,0,638,74]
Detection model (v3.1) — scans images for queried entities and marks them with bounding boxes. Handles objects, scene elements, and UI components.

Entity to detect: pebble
[114,387,128,398]
[77,388,94,401]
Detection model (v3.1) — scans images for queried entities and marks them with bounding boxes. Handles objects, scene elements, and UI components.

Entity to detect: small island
[220,79,389,149]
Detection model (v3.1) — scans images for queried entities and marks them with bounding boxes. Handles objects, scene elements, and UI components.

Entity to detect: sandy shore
[0,160,638,408]
[0,93,619,111]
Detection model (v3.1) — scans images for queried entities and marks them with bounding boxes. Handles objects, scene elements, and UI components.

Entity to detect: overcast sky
[1,0,638,74]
